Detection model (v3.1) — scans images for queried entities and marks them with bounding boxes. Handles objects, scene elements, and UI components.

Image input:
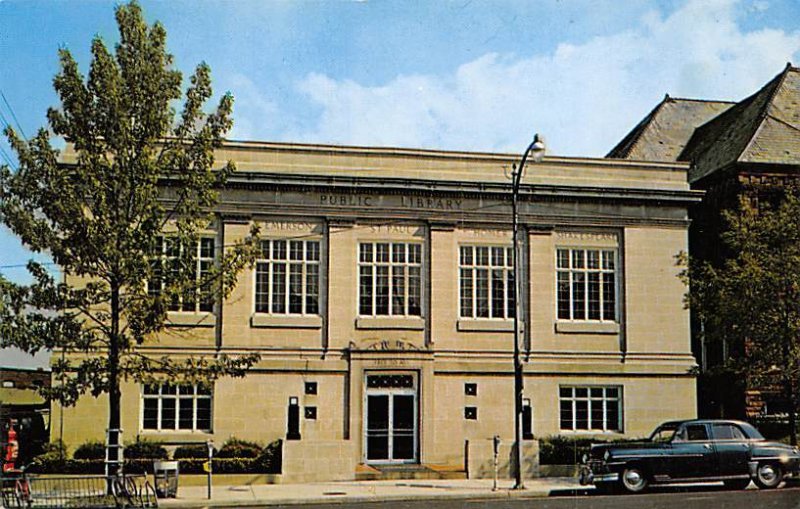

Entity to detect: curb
[159,487,570,508]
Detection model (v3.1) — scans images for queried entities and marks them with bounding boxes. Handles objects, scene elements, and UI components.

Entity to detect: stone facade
[52,140,699,481]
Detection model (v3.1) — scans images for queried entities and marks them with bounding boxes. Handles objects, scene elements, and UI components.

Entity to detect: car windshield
[649,423,680,442]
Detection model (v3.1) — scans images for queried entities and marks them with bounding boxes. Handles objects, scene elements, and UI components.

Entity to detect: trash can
[153,460,179,498]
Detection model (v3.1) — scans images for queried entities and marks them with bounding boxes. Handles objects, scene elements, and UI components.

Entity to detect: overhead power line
[0,89,28,139]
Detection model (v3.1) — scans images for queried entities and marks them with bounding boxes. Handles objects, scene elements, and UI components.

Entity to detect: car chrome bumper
[578,466,619,485]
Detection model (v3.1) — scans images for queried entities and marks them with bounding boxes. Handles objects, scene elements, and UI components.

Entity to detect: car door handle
[703,444,712,450]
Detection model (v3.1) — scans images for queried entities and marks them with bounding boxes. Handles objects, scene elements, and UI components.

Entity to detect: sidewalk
[158,477,584,507]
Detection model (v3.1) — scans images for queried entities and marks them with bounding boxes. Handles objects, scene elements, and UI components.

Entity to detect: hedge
[539,436,637,465]
[29,457,280,475]
[29,439,282,475]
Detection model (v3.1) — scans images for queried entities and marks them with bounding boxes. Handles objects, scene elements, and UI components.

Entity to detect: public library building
[54,140,699,481]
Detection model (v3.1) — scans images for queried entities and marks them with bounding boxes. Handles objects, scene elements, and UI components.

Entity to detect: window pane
[572,250,585,269]
[255,263,269,313]
[392,265,405,315]
[590,400,604,430]
[491,269,505,318]
[476,247,489,266]
[507,270,515,319]
[289,265,303,313]
[606,400,620,431]
[408,244,421,264]
[460,268,473,318]
[290,241,303,260]
[200,238,215,258]
[603,273,616,321]
[148,257,163,297]
[588,272,601,320]
[408,266,420,316]
[272,263,286,313]
[460,246,472,265]
[360,243,373,263]
[359,266,373,315]
[606,387,619,399]
[575,400,589,430]
[307,241,320,262]
[392,243,405,263]
[557,249,569,269]
[196,398,212,431]
[376,243,390,263]
[557,272,571,320]
[476,268,489,318]
[587,250,599,269]
[306,264,319,314]
[603,250,615,270]
[161,397,176,430]
[559,387,572,398]
[259,240,270,259]
[376,265,390,315]
[560,399,573,430]
[143,399,158,430]
[179,398,194,430]
[273,240,287,260]
[491,247,504,266]
[572,272,586,320]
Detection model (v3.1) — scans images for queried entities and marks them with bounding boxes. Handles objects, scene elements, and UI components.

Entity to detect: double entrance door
[364,373,418,463]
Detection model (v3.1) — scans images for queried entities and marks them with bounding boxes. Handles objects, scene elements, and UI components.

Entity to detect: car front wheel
[620,467,649,493]
[754,463,783,489]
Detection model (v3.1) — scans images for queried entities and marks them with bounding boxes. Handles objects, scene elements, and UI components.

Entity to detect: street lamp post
[511,133,546,489]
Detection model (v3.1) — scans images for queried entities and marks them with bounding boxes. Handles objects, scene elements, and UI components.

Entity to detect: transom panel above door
[364,372,418,464]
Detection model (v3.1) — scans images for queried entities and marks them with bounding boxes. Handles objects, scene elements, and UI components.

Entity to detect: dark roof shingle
[607,96,733,162]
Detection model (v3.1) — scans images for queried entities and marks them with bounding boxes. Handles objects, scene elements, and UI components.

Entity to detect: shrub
[125,440,168,460]
[28,440,68,472]
[216,437,262,459]
[173,444,209,459]
[538,435,636,465]
[73,440,105,460]
[254,439,282,474]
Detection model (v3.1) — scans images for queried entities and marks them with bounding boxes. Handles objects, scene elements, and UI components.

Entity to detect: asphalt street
[260,485,800,509]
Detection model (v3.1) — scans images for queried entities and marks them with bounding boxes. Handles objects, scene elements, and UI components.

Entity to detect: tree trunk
[107,279,122,480]
[787,378,797,446]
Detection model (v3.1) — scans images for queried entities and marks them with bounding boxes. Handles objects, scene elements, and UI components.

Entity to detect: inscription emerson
[319,194,462,211]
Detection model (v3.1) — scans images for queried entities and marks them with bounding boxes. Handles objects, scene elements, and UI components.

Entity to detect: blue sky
[1,0,800,366]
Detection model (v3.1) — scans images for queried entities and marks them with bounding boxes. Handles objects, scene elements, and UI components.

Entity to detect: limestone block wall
[624,227,690,354]
[466,439,539,480]
[281,439,357,482]
[528,375,696,438]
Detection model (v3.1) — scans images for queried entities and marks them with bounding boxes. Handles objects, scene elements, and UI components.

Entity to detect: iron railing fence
[0,474,157,509]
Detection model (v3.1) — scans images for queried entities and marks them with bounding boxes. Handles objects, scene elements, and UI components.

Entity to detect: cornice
[176,171,703,206]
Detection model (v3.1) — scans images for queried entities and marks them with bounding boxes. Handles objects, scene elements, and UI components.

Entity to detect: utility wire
[0,89,27,139]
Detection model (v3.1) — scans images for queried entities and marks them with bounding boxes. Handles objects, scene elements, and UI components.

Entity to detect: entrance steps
[355,463,466,481]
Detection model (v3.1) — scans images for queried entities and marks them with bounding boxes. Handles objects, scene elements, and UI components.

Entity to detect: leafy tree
[0,1,260,474]
[680,186,800,445]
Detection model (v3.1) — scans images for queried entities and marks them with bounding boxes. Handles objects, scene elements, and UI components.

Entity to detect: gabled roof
[680,64,800,183]
[607,96,733,162]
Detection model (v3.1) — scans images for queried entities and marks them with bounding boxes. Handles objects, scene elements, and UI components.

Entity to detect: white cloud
[224,73,280,141]
[235,0,800,156]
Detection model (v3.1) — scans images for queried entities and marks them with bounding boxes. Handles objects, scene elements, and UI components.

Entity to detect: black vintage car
[578,419,800,493]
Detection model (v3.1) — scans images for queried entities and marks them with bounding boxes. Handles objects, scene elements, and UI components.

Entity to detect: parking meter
[206,440,214,499]
[492,435,501,491]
